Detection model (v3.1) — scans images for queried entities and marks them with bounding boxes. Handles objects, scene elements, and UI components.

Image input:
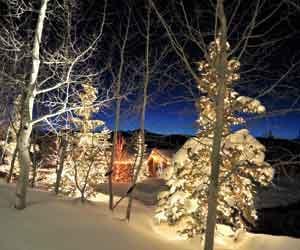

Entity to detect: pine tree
[154,37,273,239]
[59,83,111,201]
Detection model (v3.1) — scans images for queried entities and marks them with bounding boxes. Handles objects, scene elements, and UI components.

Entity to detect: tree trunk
[0,125,10,163]
[107,113,119,210]
[31,143,38,188]
[203,79,226,250]
[15,0,49,209]
[31,131,41,188]
[6,146,17,183]
[125,132,145,221]
[7,96,22,183]
[107,11,131,211]
[15,124,32,209]
[125,3,150,221]
[55,136,67,194]
[204,1,228,250]
[80,192,85,203]
[54,0,71,195]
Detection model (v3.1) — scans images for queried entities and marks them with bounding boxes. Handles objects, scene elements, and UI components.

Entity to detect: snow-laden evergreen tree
[155,37,273,238]
[59,83,111,201]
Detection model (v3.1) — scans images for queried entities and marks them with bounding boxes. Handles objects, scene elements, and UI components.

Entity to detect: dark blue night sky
[88,0,300,140]
[99,102,300,139]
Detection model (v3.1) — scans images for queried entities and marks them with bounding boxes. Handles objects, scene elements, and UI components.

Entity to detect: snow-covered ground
[1,180,300,250]
[94,178,168,205]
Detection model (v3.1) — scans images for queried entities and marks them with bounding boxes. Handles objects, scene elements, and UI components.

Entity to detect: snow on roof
[150,148,177,161]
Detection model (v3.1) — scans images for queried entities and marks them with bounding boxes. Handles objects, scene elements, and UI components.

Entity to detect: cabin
[111,142,176,182]
[146,148,176,178]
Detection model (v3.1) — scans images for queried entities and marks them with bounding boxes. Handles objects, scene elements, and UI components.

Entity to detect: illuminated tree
[59,83,111,201]
[134,132,148,183]
[112,134,133,183]
[155,37,273,239]
[2,0,108,209]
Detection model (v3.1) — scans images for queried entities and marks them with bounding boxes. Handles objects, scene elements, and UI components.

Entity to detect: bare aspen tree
[15,0,49,209]
[54,131,68,194]
[54,0,71,195]
[30,132,40,188]
[125,1,151,221]
[6,102,21,183]
[107,9,131,211]
[12,0,108,209]
[0,2,27,184]
[7,147,18,183]
[203,1,228,249]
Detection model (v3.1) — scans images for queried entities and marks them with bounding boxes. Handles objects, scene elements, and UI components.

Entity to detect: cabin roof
[149,148,177,161]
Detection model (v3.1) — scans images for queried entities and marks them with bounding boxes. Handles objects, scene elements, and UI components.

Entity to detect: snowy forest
[1,0,300,250]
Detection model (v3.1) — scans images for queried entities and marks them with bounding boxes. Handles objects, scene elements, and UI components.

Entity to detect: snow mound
[94,178,168,205]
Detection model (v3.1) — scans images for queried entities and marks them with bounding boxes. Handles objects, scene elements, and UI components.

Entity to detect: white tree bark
[15,0,49,209]
[14,0,108,209]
